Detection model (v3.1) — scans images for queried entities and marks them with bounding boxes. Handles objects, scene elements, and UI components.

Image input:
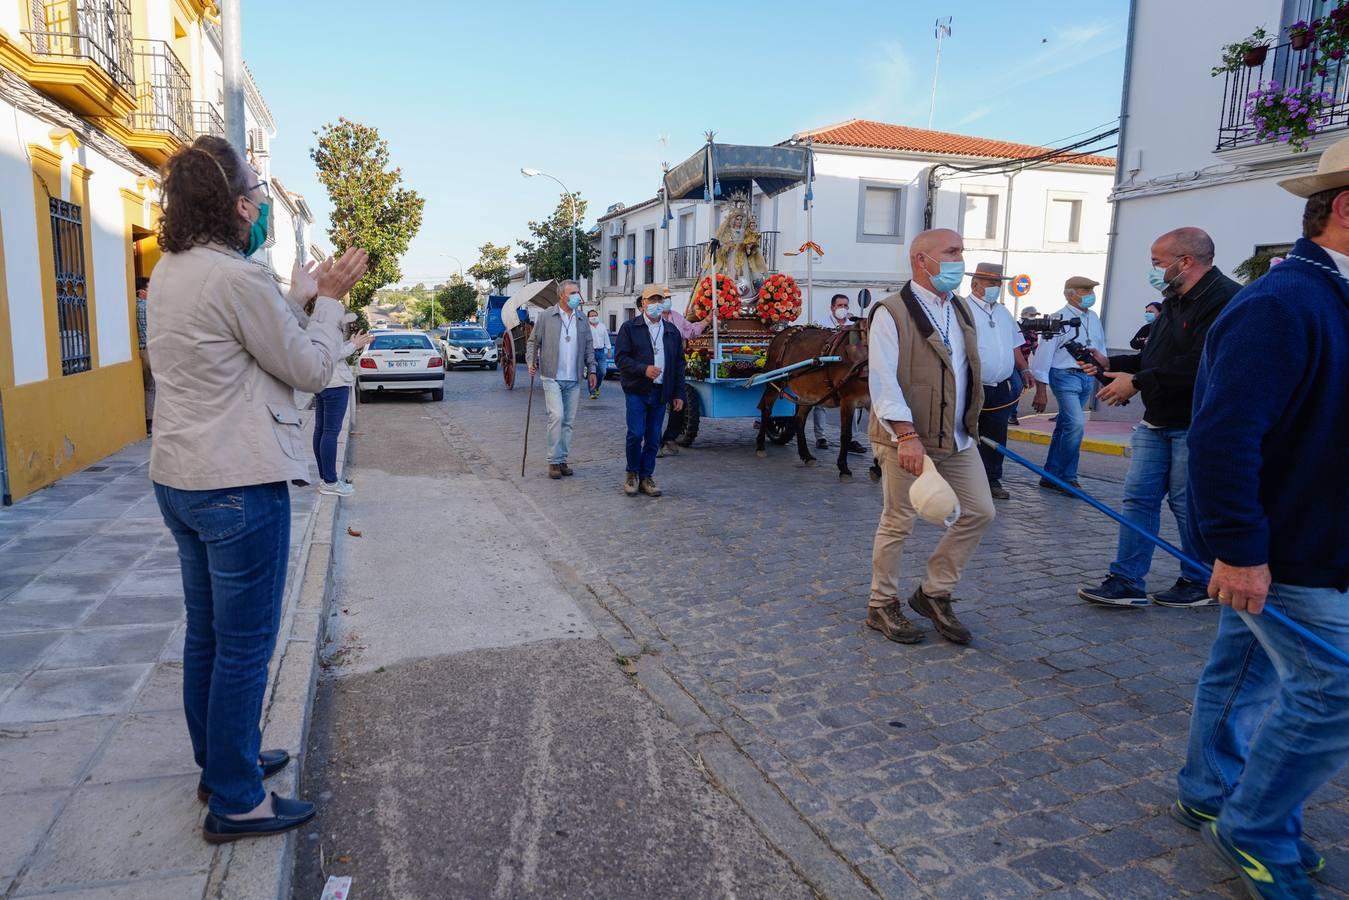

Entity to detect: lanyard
[915,293,953,350]
[649,322,663,355]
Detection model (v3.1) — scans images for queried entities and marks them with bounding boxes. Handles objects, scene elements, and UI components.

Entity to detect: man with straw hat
[1171,137,1349,900]
[962,262,1031,500]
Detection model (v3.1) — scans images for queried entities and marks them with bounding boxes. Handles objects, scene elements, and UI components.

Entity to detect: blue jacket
[614,316,686,404]
[1188,237,1349,590]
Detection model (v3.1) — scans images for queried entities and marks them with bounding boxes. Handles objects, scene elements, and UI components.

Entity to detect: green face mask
[245,200,270,256]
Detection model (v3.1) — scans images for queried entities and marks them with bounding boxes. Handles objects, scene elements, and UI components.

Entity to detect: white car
[440,324,499,370]
[357,332,445,402]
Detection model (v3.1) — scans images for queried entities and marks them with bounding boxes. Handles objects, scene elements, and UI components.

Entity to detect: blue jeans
[1044,368,1094,481]
[154,481,291,816]
[541,377,581,464]
[593,350,608,395]
[625,389,666,478]
[1178,585,1349,864]
[1109,425,1207,590]
[311,386,349,484]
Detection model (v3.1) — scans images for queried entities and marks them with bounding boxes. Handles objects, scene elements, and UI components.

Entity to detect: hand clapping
[316,248,369,301]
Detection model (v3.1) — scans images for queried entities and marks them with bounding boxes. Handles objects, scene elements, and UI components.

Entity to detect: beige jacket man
[148,243,346,491]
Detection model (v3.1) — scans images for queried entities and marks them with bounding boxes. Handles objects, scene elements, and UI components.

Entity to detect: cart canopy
[502,280,559,331]
[663,143,811,201]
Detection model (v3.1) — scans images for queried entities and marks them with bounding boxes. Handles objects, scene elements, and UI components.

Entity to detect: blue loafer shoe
[203,792,316,844]
[197,749,291,803]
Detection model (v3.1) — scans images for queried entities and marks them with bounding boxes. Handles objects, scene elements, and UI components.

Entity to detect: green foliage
[437,277,480,322]
[311,118,425,311]
[514,193,597,283]
[1233,247,1289,284]
[469,241,513,294]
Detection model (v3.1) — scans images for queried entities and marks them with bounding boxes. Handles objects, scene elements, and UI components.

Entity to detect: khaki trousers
[869,444,995,605]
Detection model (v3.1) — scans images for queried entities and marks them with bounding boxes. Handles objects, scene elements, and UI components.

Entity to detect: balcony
[194,100,224,138]
[22,0,137,118]
[117,40,191,164]
[667,231,779,286]
[1216,40,1349,154]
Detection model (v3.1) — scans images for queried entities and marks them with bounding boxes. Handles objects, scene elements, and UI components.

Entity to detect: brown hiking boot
[548,464,562,480]
[866,600,924,644]
[909,586,972,644]
[623,472,639,496]
[559,463,574,476]
[638,477,662,497]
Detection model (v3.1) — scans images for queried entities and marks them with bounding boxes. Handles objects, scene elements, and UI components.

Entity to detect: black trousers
[978,379,1016,483]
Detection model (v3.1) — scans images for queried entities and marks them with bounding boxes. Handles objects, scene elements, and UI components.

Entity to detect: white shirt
[962,293,1021,385]
[1323,244,1349,280]
[555,309,579,382]
[868,281,975,451]
[817,307,849,329]
[588,319,611,351]
[645,316,666,384]
[1030,303,1106,383]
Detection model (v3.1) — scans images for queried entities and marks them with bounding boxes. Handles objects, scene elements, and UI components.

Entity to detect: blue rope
[984,438,1349,668]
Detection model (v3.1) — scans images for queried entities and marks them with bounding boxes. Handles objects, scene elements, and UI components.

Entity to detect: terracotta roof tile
[793,118,1116,168]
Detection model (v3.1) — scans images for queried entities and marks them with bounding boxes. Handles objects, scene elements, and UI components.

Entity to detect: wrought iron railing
[127,39,191,141]
[50,198,91,376]
[666,230,780,284]
[193,100,224,138]
[23,0,135,93]
[1216,39,1349,150]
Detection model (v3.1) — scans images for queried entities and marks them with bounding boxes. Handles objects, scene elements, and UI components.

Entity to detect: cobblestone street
[427,368,1349,898]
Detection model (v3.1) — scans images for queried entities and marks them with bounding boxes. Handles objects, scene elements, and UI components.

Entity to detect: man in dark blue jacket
[1174,143,1349,900]
[614,286,686,497]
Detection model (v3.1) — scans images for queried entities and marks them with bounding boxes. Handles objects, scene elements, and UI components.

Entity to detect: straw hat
[1279,136,1349,197]
[910,455,961,527]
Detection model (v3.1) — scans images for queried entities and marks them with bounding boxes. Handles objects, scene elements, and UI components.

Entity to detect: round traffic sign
[1011,274,1032,297]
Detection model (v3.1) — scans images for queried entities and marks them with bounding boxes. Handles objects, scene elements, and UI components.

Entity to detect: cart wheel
[766,416,797,445]
[674,385,700,447]
[501,333,516,390]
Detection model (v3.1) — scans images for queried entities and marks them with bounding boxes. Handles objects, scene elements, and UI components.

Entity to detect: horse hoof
[804,458,818,468]
[755,450,766,459]
[839,471,853,482]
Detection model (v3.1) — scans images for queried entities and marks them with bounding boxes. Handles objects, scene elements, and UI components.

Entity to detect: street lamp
[520,167,577,282]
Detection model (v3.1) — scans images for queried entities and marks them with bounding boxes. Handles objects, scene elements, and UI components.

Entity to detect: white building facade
[1102,0,1328,349]
[590,119,1115,332]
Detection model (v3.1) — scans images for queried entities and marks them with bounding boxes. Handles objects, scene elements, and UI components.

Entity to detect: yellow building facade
[0,0,218,502]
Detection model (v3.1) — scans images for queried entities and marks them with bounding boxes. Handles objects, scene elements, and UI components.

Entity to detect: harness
[769,321,869,407]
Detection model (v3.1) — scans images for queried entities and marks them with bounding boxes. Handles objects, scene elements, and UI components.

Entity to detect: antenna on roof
[928,16,952,130]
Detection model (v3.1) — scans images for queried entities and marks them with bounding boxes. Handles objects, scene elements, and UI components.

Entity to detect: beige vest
[867,282,982,460]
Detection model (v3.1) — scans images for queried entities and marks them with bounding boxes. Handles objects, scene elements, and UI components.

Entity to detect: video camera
[1020,315,1123,400]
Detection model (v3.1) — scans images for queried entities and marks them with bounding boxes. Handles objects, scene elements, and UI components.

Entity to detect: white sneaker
[318,481,354,497]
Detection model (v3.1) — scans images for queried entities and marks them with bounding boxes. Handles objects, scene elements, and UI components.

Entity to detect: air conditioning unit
[606,219,627,237]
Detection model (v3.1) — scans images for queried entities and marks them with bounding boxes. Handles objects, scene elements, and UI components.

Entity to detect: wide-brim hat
[969,262,1012,282]
[1279,136,1349,197]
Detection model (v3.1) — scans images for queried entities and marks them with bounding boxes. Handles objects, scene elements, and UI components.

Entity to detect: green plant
[1232,247,1289,283]
[1212,26,1270,76]
[468,242,513,294]
[514,193,598,283]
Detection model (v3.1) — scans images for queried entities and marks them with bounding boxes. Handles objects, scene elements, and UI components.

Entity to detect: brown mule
[754,323,872,479]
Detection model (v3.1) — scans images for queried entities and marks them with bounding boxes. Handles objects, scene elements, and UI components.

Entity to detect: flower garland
[689,274,742,321]
[756,274,803,325]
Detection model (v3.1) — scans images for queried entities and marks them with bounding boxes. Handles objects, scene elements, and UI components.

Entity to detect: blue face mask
[1143,310,1157,324]
[983,286,1001,304]
[567,293,581,310]
[245,200,270,257]
[645,302,663,320]
[924,255,965,293]
[1079,293,1097,309]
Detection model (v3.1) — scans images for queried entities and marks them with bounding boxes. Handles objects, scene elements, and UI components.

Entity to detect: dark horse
[755,322,871,479]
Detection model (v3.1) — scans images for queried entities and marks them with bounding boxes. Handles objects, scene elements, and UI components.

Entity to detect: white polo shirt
[962,293,1021,385]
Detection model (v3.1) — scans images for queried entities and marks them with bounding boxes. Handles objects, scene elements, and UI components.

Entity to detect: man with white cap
[962,262,1032,500]
[1030,275,1106,491]
[865,228,995,645]
[1171,137,1349,900]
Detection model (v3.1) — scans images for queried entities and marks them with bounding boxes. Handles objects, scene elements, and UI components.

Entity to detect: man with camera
[1078,227,1239,608]
[963,263,1032,500]
[1030,276,1107,491]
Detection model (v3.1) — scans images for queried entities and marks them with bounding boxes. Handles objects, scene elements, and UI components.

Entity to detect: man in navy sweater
[614,286,686,497]
[1174,141,1349,900]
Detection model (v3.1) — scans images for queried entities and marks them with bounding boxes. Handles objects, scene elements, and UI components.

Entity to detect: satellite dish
[858,288,873,310]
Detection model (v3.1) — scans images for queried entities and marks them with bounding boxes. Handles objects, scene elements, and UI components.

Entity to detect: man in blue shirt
[1173,141,1349,900]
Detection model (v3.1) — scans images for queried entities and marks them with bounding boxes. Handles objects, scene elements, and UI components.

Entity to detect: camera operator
[1029,276,1107,491]
[1077,227,1241,608]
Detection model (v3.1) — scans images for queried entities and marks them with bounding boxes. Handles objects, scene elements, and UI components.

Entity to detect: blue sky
[245,0,1128,286]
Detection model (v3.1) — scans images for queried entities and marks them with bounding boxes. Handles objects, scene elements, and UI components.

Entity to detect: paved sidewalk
[0,409,346,897]
[1009,414,1134,457]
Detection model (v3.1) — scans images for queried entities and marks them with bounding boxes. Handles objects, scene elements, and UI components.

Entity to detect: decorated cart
[661,138,832,447]
[498,279,559,390]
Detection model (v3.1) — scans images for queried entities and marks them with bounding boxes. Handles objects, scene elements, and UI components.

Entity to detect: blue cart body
[689,379,795,419]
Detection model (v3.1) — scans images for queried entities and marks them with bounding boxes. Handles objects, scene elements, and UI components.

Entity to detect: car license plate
[389,360,416,368]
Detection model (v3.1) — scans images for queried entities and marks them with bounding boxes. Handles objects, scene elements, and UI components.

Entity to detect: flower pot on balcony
[1243,45,1270,66]
[1291,31,1314,50]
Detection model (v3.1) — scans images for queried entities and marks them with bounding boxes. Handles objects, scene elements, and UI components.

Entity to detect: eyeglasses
[244,181,271,201]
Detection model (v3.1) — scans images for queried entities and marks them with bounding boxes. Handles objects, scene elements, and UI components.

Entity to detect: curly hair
[158,136,252,254]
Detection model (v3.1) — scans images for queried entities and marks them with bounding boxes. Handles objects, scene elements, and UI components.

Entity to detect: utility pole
[221,0,246,154]
[928,16,952,130]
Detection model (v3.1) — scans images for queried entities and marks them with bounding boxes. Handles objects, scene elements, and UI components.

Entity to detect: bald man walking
[1078,227,1240,608]
[866,228,995,645]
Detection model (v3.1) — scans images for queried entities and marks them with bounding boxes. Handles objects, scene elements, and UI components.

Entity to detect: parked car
[357,332,444,402]
[605,331,620,379]
[441,324,499,370]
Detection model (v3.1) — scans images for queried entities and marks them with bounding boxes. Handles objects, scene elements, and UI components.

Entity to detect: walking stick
[521,371,536,477]
[983,437,1349,667]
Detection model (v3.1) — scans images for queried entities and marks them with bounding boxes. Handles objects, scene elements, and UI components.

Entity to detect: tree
[469,241,513,295]
[514,193,597,283]
[311,118,425,314]
[437,277,480,322]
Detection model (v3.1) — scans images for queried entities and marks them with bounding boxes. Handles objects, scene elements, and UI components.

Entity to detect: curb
[205,387,352,899]
[1008,426,1129,458]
